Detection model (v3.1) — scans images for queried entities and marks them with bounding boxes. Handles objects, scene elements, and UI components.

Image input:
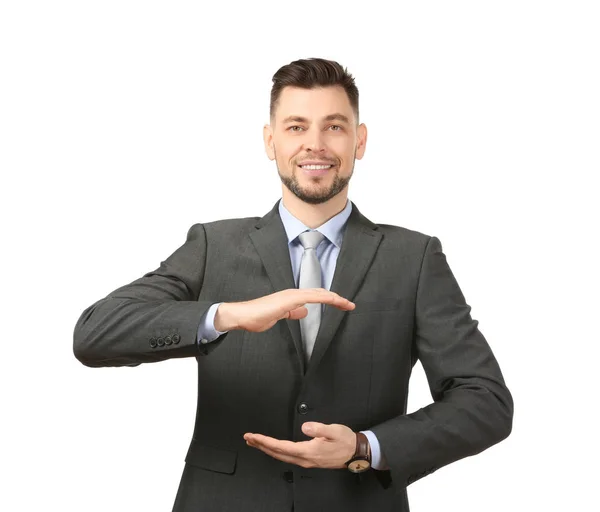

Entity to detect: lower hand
[215,289,355,332]
[244,422,357,469]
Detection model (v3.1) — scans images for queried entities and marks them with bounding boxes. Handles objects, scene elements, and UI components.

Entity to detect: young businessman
[74,57,513,512]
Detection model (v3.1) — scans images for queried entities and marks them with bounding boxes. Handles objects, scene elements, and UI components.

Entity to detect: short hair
[270,58,359,123]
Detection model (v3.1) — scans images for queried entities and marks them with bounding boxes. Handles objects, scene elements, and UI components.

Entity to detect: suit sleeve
[73,223,228,367]
[370,236,513,489]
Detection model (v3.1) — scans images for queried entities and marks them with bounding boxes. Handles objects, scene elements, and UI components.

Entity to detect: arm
[73,223,228,367]
[73,229,353,369]
[370,236,513,488]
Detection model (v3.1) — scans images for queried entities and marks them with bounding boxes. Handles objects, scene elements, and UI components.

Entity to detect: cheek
[329,138,354,158]
[274,140,299,159]
[275,151,295,171]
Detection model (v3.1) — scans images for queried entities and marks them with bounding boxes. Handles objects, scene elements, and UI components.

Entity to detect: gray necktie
[298,230,325,362]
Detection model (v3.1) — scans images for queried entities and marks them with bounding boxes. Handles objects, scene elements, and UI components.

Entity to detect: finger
[292,289,355,310]
[287,306,308,321]
[302,422,337,439]
[244,433,307,458]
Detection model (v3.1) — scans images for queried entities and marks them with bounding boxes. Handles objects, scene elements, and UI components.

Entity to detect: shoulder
[185,215,261,242]
[352,202,432,249]
[372,223,438,264]
[374,222,431,243]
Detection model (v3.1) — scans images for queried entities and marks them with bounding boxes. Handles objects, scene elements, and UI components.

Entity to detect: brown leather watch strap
[345,432,372,473]
[355,432,371,460]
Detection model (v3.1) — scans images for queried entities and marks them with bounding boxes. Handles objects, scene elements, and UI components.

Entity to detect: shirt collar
[278,198,353,249]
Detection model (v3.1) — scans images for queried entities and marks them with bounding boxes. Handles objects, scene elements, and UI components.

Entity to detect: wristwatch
[345,432,372,473]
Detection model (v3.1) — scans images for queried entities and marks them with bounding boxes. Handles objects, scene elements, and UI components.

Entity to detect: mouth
[298,163,335,176]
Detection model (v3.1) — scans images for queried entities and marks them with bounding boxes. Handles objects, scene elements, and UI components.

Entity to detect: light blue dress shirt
[196,198,387,470]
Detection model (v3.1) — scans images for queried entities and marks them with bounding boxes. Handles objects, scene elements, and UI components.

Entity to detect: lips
[299,164,334,176]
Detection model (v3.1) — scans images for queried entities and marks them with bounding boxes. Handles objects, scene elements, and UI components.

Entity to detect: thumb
[287,306,308,321]
[302,422,334,439]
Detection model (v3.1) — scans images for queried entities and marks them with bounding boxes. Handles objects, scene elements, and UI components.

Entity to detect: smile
[299,164,333,170]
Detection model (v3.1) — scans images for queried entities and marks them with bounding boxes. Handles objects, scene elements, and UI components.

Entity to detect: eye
[329,125,343,131]
[288,126,304,132]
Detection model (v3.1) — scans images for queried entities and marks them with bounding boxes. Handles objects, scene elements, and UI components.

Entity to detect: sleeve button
[149,338,157,348]
[172,334,181,344]
[165,336,172,345]
[157,337,165,347]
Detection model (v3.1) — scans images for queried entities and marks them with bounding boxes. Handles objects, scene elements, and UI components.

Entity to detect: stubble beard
[275,149,355,205]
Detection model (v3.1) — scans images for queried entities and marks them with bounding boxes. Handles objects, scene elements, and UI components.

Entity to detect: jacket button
[172,334,181,344]
[149,338,157,348]
[282,471,293,483]
[165,336,172,345]
[297,402,309,414]
[157,337,165,347]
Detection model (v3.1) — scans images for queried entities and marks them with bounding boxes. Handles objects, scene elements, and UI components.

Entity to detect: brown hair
[270,58,359,123]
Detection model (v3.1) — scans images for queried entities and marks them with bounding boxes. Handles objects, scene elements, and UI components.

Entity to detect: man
[73,57,513,512]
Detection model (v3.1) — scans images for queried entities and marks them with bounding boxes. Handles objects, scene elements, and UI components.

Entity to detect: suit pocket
[185,439,238,475]
[348,299,403,314]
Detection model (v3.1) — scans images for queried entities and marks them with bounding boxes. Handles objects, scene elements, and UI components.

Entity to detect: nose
[303,130,326,153]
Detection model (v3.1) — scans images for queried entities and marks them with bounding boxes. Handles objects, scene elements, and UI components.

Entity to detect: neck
[281,187,349,229]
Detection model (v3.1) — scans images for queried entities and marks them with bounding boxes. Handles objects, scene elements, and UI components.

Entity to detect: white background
[1,1,598,510]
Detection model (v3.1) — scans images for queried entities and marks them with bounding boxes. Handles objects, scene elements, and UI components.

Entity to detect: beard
[275,149,355,205]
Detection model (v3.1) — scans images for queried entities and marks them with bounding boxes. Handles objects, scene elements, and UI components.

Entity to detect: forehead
[275,86,354,121]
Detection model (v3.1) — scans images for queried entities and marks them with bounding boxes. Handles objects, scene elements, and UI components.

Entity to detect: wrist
[345,432,372,473]
[214,303,239,331]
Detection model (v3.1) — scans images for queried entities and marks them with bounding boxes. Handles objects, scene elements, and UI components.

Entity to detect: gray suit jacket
[73,200,513,512]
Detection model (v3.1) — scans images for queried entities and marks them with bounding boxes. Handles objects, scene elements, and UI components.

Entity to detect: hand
[243,422,358,469]
[214,289,355,332]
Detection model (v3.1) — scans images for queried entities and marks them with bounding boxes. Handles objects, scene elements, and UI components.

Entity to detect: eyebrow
[281,113,351,124]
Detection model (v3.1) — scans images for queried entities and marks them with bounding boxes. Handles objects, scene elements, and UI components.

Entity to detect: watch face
[348,459,371,473]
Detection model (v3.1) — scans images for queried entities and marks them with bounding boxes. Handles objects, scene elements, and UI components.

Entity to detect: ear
[355,123,367,160]
[263,124,275,161]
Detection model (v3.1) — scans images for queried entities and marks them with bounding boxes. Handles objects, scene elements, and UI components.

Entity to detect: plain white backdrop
[1,1,598,510]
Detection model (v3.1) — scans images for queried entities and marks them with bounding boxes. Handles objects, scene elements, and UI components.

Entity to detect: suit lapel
[248,200,305,371]
[305,203,382,377]
[249,199,383,377]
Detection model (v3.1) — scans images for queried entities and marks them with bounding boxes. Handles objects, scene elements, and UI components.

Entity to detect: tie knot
[298,230,325,250]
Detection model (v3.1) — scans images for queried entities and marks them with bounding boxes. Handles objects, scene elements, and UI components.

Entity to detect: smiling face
[264,86,367,205]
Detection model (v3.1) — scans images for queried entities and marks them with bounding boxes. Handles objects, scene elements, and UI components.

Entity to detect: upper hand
[215,289,355,332]
[244,422,357,469]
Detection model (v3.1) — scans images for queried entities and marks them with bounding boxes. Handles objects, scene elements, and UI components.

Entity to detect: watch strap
[345,432,372,472]
[355,432,370,460]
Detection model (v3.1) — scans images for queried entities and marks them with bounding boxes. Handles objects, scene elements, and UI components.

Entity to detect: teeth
[301,165,332,170]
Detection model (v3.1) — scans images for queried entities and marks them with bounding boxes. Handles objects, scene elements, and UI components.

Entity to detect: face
[264,86,367,205]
